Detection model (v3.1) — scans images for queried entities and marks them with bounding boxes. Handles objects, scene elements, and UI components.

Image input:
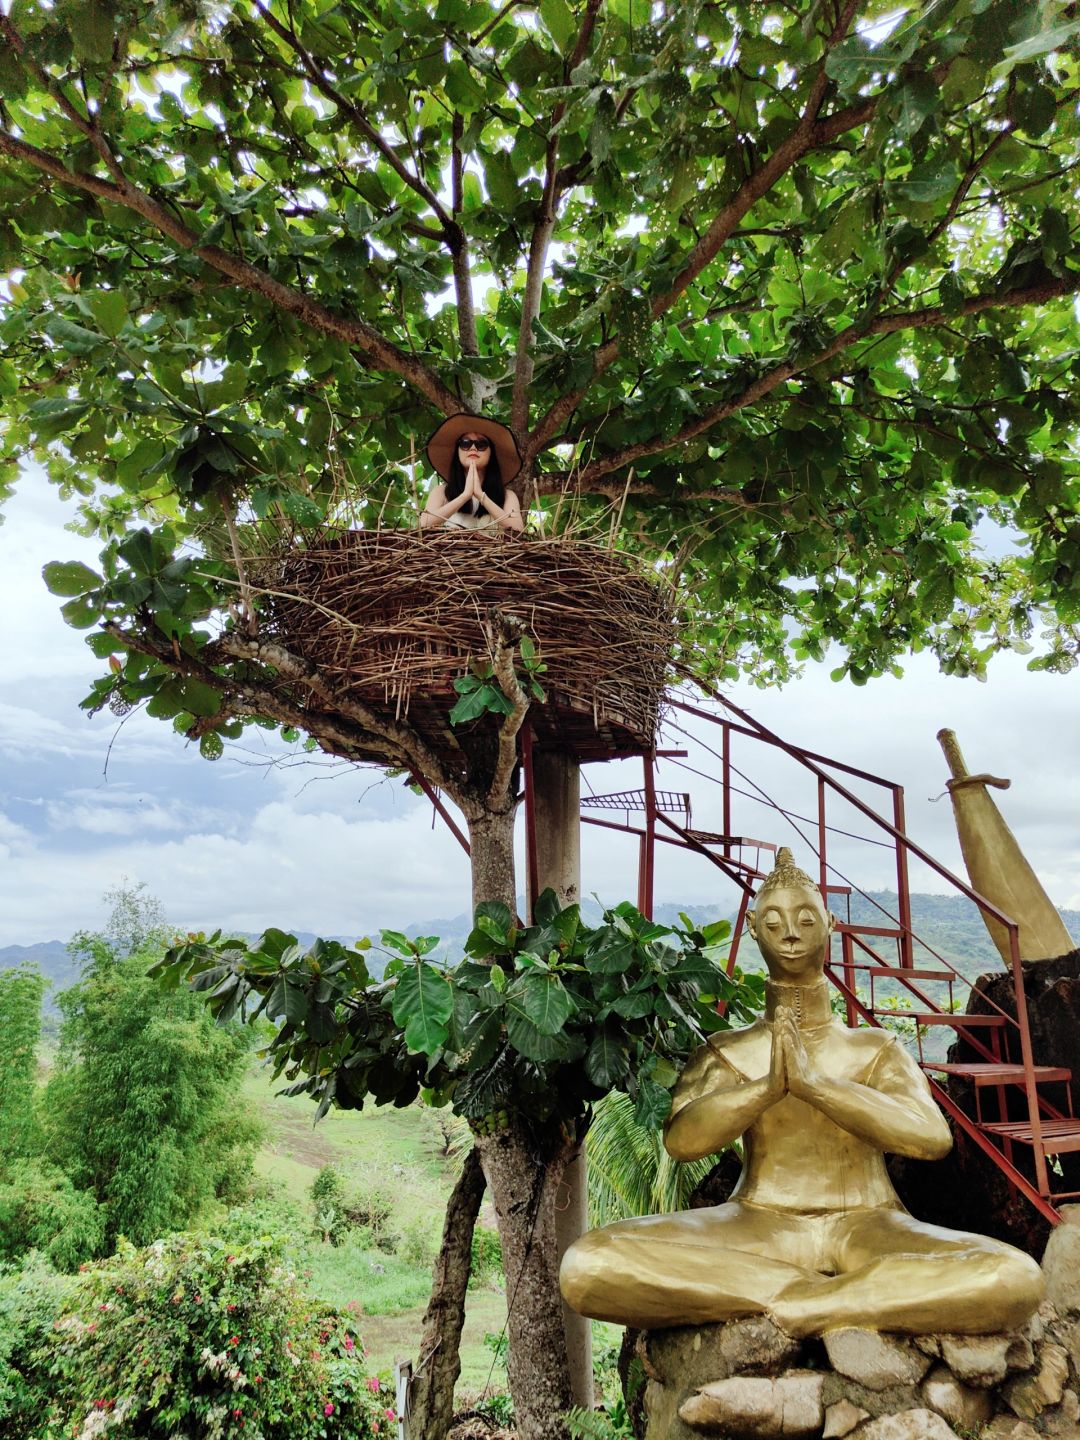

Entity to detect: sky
[2,466,1079,948]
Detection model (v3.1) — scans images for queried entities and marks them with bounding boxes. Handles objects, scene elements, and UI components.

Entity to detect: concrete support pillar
[527,748,592,1408]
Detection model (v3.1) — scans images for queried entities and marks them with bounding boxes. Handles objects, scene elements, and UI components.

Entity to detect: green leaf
[449,686,496,725]
[67,0,114,62]
[633,1078,672,1129]
[585,1030,629,1088]
[59,595,100,629]
[512,971,576,1035]
[996,20,1080,73]
[540,0,575,53]
[892,75,939,140]
[199,732,224,760]
[85,290,128,338]
[392,960,453,1054]
[42,560,103,597]
[25,397,91,437]
[45,317,108,355]
[506,1008,571,1062]
[586,937,636,974]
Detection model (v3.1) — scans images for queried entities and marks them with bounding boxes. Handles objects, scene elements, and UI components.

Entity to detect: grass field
[243,1062,512,1394]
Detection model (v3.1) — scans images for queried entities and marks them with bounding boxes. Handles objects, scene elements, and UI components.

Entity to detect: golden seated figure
[560,850,1044,1337]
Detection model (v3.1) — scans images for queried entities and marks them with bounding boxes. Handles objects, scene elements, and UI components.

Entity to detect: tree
[1,1,1078,1433]
[1,0,1078,683]
[44,895,262,1249]
[156,896,755,1440]
[0,965,45,1161]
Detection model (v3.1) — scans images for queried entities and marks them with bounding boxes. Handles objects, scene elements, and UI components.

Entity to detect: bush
[0,1255,75,1439]
[0,1161,105,1273]
[15,1224,394,1440]
[470,1225,502,1283]
[311,1166,348,1245]
[399,1217,436,1270]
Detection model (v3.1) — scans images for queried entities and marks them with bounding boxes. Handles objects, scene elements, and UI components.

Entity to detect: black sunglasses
[458,436,491,450]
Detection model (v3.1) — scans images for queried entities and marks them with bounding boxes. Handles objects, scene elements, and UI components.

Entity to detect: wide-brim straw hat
[426,412,523,486]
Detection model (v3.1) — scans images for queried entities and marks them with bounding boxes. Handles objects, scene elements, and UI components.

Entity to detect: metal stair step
[924,1061,1073,1086]
[883,1011,1006,1026]
[980,1119,1080,1155]
[868,966,956,981]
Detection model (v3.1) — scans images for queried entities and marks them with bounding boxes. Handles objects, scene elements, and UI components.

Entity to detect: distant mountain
[5,893,1076,995]
[0,942,79,998]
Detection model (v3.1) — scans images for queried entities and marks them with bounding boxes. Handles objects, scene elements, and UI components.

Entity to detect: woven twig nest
[259,530,674,763]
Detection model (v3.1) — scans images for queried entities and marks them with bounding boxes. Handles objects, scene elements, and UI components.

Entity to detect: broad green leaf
[512,971,576,1034]
[66,0,114,61]
[85,291,128,338]
[585,1030,629,1088]
[506,1008,571,1062]
[540,0,575,53]
[633,1078,672,1129]
[42,560,103,596]
[392,960,453,1054]
[44,317,108,355]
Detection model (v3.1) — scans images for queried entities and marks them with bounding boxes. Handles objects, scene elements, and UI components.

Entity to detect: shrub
[470,1226,502,1283]
[0,1255,75,1439]
[0,1161,105,1272]
[21,1224,393,1440]
[399,1217,436,1270]
[311,1166,348,1245]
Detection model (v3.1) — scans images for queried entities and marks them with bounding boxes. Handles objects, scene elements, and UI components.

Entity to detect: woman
[421,413,524,533]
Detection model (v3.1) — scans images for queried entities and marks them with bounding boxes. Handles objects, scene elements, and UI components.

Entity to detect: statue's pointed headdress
[755,847,822,900]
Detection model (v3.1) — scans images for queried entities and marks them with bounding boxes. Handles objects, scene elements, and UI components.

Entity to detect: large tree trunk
[468,806,519,915]
[407,1147,486,1440]
[477,1120,576,1440]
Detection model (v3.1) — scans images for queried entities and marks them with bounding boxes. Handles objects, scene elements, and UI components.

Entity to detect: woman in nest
[421,413,524,533]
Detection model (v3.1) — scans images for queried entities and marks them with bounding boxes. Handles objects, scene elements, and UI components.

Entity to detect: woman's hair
[445,451,505,515]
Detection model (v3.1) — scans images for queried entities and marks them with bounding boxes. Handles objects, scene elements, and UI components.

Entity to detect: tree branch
[511,0,603,441]
[251,0,453,228]
[484,607,530,810]
[450,111,481,408]
[212,634,465,797]
[0,129,462,415]
[564,274,1080,487]
[526,5,887,456]
[102,621,432,774]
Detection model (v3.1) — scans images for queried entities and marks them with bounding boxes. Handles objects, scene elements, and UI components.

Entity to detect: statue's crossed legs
[560,1200,1044,1336]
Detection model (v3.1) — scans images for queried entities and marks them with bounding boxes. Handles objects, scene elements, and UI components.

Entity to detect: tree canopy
[1,0,1078,691]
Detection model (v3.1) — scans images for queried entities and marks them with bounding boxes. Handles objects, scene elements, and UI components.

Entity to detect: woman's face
[458,433,491,472]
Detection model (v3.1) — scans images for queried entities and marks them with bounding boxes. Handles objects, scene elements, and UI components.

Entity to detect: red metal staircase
[575,691,1080,1227]
[417,686,1080,1226]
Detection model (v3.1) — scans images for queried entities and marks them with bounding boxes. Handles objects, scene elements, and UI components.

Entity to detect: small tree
[157,896,752,1440]
[0,965,45,1161]
[44,893,262,1249]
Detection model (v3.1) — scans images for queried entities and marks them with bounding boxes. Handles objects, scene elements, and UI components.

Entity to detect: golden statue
[560,850,1044,1336]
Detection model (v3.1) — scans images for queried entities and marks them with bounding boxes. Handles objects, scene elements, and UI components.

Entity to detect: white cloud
[0,797,473,945]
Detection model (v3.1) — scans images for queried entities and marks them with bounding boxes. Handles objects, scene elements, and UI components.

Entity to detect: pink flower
[323,1402,334,1416]
[385,1408,396,1419]
[367,1377,380,1394]
[344,1337,354,1352]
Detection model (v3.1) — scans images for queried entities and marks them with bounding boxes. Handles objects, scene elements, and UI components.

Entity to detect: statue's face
[748,883,834,982]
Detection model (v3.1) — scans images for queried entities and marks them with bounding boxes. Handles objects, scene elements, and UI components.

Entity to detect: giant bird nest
[258,530,675,764]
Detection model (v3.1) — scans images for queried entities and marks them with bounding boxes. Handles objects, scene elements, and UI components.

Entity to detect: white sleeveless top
[444,509,501,532]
